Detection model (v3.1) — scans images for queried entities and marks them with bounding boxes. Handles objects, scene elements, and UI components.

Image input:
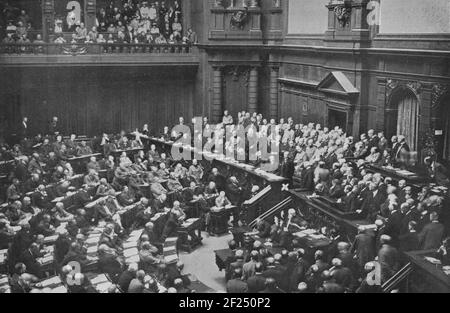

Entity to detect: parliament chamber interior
[0,0,449,295]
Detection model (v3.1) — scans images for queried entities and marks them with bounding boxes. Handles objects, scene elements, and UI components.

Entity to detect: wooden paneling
[280,88,327,126]
[223,73,248,118]
[0,67,196,137]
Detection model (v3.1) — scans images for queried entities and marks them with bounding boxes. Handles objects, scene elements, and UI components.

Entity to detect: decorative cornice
[386,79,422,98]
[406,81,422,94]
[223,65,251,83]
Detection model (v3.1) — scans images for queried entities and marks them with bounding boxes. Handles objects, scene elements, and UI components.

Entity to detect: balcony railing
[0,43,193,56]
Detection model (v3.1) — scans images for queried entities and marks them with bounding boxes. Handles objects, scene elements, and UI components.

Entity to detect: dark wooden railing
[0,42,193,55]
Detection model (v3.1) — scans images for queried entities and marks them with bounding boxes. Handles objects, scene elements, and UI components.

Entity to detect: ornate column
[85,0,97,32]
[269,66,279,119]
[247,67,259,113]
[42,0,55,42]
[212,66,224,123]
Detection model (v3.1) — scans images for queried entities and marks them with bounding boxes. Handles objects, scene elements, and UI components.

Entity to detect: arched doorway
[435,94,450,163]
[385,87,420,151]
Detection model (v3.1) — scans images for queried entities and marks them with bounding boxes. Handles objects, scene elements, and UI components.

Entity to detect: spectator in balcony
[70,33,78,44]
[172,17,182,40]
[17,34,30,52]
[97,8,108,27]
[79,22,87,37]
[149,23,160,40]
[155,33,167,44]
[167,5,175,23]
[161,14,171,39]
[18,10,30,27]
[145,31,154,44]
[33,34,44,44]
[107,23,116,34]
[2,32,15,44]
[88,26,98,42]
[117,21,126,34]
[54,34,66,44]
[33,34,44,53]
[136,30,147,43]
[125,25,135,43]
[16,21,27,38]
[107,34,115,44]
[159,1,168,24]
[140,2,150,20]
[97,34,106,44]
[183,28,198,44]
[167,34,176,44]
[174,1,182,20]
[149,3,158,23]
[6,21,17,36]
[117,31,127,44]
[98,21,107,33]
[54,18,63,34]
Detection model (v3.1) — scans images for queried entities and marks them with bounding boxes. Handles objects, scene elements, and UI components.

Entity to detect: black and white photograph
[0,0,449,299]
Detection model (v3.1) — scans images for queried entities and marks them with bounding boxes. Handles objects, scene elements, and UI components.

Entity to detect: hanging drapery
[397,94,418,151]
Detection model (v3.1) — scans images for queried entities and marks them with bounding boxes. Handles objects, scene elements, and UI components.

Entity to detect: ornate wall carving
[431,84,449,109]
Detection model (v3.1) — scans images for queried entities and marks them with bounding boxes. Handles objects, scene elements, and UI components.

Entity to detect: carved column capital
[432,84,449,109]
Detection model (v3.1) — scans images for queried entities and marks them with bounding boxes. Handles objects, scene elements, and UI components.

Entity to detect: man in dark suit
[98,245,123,283]
[351,227,376,273]
[384,203,406,245]
[360,183,385,222]
[367,129,379,149]
[329,179,345,199]
[419,211,445,250]
[279,151,294,182]
[226,268,248,293]
[48,116,60,136]
[398,221,420,252]
[247,262,266,292]
[118,263,138,293]
[18,117,29,140]
[226,176,242,206]
[242,250,259,280]
[424,157,450,186]
[300,162,315,191]
[255,219,271,238]
[19,243,44,279]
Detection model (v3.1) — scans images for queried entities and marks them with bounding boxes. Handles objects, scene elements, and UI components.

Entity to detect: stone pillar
[212,66,223,123]
[247,67,259,113]
[269,66,279,119]
[42,0,55,42]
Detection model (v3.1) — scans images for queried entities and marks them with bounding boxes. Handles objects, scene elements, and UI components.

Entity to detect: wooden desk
[177,218,202,253]
[209,205,236,236]
[365,164,431,189]
[288,189,371,239]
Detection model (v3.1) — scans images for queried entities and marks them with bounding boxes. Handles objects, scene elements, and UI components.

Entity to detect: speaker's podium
[209,205,237,236]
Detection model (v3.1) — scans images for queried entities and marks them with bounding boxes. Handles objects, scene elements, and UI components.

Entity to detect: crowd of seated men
[0,113,266,293]
[1,4,40,45]
[51,0,196,46]
[176,112,447,293]
[1,108,450,293]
